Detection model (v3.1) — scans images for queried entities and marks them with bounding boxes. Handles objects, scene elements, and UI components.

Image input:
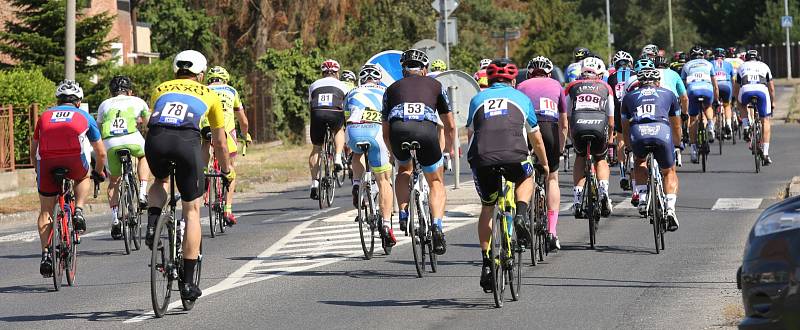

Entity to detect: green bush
[257,40,323,144]
[0,68,55,163]
[84,59,173,112]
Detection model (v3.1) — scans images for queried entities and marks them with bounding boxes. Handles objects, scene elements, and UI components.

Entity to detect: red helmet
[486,59,518,82]
[320,59,340,73]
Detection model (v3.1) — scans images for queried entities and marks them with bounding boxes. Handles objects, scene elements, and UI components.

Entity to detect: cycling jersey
[621,86,680,169]
[308,76,349,111]
[382,75,450,125]
[564,79,615,116]
[681,59,716,92]
[725,57,744,72]
[564,79,614,158]
[669,62,685,75]
[658,68,687,98]
[516,77,566,122]
[208,84,243,133]
[344,83,390,173]
[473,69,488,89]
[608,68,633,133]
[737,60,774,117]
[148,79,224,131]
[345,83,386,124]
[467,82,538,168]
[97,95,149,139]
[34,105,101,160]
[737,61,773,86]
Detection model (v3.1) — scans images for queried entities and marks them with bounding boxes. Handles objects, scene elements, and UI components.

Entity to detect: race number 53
[403,103,425,118]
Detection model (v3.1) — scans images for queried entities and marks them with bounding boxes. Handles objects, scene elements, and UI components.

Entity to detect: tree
[683,0,767,46]
[752,0,800,44]
[0,0,115,81]
[449,0,526,71]
[138,0,221,58]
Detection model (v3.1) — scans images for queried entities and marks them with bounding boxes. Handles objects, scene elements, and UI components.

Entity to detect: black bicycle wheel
[585,179,597,250]
[218,185,226,234]
[538,188,548,260]
[208,177,218,238]
[419,197,437,273]
[491,213,505,308]
[701,144,707,173]
[528,200,538,266]
[357,184,375,260]
[65,208,77,286]
[325,157,335,208]
[120,179,131,255]
[317,148,327,209]
[128,174,142,251]
[509,215,522,301]
[754,124,761,173]
[409,190,423,278]
[649,165,660,254]
[335,152,346,188]
[181,242,202,311]
[150,213,174,318]
[51,207,62,291]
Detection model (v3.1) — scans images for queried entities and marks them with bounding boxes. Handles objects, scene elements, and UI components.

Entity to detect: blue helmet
[634,58,655,73]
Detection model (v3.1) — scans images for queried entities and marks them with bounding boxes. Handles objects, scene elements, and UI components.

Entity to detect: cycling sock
[482,250,491,260]
[599,180,610,198]
[147,207,162,227]
[183,258,197,284]
[515,201,528,217]
[139,181,148,199]
[111,207,118,224]
[224,204,232,214]
[635,185,648,203]
[399,210,408,220]
[434,218,443,230]
[352,179,361,186]
[666,194,677,211]
[742,117,750,128]
[725,118,732,128]
[573,186,583,204]
[311,179,319,188]
[547,210,558,235]
[762,143,770,155]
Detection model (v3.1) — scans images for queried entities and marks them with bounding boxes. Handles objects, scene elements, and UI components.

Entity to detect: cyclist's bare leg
[376,170,394,220]
[148,177,168,209]
[704,105,715,127]
[73,176,91,209]
[225,154,237,207]
[423,167,446,219]
[37,195,57,250]
[394,162,412,211]
[632,158,648,185]
[724,102,733,128]
[662,167,678,195]
[477,205,494,251]
[514,175,533,204]
[107,175,121,207]
[308,145,321,179]
[689,115,699,144]
[351,153,365,182]
[334,127,345,161]
[181,198,202,259]
[572,155,586,187]
[137,156,151,181]
[595,159,610,181]
[762,116,771,149]
[546,171,560,214]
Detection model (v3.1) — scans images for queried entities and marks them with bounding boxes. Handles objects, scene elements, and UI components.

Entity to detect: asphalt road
[1,113,797,329]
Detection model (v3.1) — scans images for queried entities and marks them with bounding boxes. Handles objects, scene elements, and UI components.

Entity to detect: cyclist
[607,51,635,190]
[565,47,591,83]
[144,50,235,301]
[341,70,357,91]
[308,59,350,200]
[345,64,396,246]
[96,75,151,239]
[655,55,690,121]
[565,57,615,218]
[622,58,657,207]
[620,67,681,231]
[681,45,720,163]
[734,49,775,165]
[33,80,107,276]
[725,47,745,73]
[516,56,566,250]
[670,52,688,74]
[711,48,735,139]
[382,48,456,255]
[428,59,447,78]
[641,44,658,60]
[474,58,491,89]
[201,66,250,225]
[468,58,550,290]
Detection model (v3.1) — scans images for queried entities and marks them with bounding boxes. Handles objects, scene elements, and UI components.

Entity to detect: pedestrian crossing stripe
[711,198,763,210]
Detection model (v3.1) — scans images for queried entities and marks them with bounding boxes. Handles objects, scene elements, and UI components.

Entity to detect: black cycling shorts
[571,111,609,159]
[389,120,443,172]
[472,162,533,206]
[538,121,560,172]
[310,109,344,145]
[145,127,205,202]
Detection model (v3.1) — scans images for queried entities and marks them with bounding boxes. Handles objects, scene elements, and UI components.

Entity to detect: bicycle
[695,97,711,172]
[730,106,740,144]
[336,149,351,188]
[317,125,337,209]
[204,144,229,238]
[402,141,437,278]
[355,143,390,259]
[46,169,80,290]
[116,149,143,254]
[715,103,724,155]
[618,147,634,191]
[640,146,667,254]
[150,162,205,317]
[577,138,601,249]
[487,167,522,307]
[561,143,572,172]
[529,164,548,265]
[747,96,763,173]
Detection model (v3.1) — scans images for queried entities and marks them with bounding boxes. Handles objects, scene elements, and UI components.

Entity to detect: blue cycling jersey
[659,68,687,97]
[621,85,680,125]
[711,58,734,86]
[681,59,716,91]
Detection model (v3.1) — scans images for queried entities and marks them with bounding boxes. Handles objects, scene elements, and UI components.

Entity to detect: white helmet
[641,44,659,57]
[55,80,83,99]
[172,50,208,74]
[479,58,492,69]
[581,57,606,77]
[612,51,634,67]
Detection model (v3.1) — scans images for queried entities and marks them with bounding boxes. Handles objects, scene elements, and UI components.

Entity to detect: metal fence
[0,104,41,172]
[0,105,15,171]
[747,43,800,78]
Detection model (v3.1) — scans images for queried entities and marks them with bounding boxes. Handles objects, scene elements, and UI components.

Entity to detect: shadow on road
[558,244,657,255]
[0,253,39,260]
[0,284,51,294]
[524,275,734,289]
[0,309,145,323]
[319,297,492,310]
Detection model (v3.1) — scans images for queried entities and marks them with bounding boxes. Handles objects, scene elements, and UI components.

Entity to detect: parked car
[738,195,800,329]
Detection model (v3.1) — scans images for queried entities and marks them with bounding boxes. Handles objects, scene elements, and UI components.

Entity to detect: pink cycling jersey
[516,77,567,122]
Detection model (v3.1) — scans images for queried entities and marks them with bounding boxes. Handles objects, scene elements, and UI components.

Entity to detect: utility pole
[785,0,792,79]
[491,29,520,58]
[65,0,76,80]
[442,0,449,68]
[606,0,612,58]
[668,0,674,52]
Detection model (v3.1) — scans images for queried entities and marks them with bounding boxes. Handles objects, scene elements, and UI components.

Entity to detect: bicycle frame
[645,151,667,253]
[581,140,599,249]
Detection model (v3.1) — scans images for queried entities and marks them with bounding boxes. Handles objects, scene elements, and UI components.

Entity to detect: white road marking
[712,198,763,211]
[124,203,481,323]
[0,231,38,243]
[615,197,636,209]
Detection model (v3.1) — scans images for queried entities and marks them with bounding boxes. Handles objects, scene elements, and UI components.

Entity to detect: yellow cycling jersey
[148,79,224,131]
[206,84,242,133]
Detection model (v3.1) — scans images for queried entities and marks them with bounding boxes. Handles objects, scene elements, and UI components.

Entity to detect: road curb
[786,176,800,198]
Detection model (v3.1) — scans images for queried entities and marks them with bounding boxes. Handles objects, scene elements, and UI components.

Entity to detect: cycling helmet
[109,75,132,94]
[358,64,382,84]
[713,48,726,59]
[479,58,492,69]
[689,45,705,59]
[612,51,634,68]
[173,50,207,74]
[745,49,759,61]
[638,67,661,83]
[320,59,341,73]
[672,51,684,61]
[678,52,688,63]
[400,48,429,68]
[634,58,655,73]
[341,70,356,82]
[726,47,737,58]
[430,59,447,71]
[486,58,518,82]
[704,49,713,59]
[654,55,668,69]
[207,66,230,82]
[527,56,554,76]
[580,57,606,77]
[574,47,590,61]
[55,79,84,100]
[641,44,658,58]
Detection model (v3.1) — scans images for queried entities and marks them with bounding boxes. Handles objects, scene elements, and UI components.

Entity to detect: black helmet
[400,48,429,69]
[109,75,132,95]
[654,55,668,69]
[689,45,704,59]
[574,47,591,61]
[746,50,759,61]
